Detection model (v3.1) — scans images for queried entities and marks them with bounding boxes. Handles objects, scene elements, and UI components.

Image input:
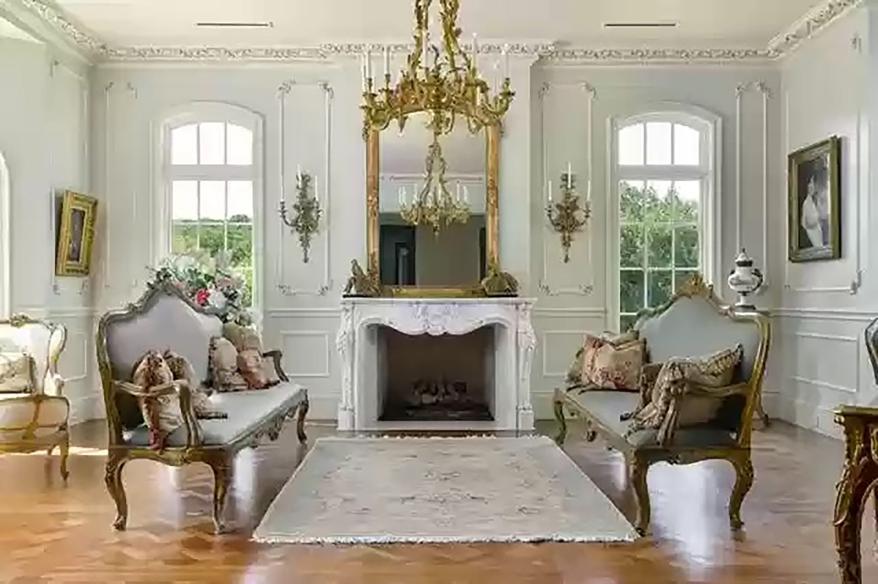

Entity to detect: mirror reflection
[379,113,487,287]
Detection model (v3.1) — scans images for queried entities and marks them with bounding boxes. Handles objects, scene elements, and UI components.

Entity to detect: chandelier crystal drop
[399,134,471,235]
[360,0,515,136]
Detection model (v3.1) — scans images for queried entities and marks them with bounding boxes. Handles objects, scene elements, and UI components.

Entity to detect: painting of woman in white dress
[788,137,840,262]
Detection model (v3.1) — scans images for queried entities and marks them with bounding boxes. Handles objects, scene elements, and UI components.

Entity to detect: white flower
[207,289,228,310]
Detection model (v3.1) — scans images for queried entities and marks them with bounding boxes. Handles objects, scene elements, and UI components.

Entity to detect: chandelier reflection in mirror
[360,0,515,137]
[398,133,471,235]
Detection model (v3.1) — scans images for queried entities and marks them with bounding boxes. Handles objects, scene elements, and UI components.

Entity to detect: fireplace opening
[377,326,495,422]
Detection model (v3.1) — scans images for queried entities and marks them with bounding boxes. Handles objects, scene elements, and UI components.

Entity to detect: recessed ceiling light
[195,21,275,29]
[603,22,678,29]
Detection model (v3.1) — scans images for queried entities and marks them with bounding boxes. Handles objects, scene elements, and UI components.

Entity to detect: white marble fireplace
[335,298,536,431]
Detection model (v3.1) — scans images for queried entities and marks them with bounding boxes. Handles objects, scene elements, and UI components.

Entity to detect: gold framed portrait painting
[788,136,841,262]
[55,191,98,276]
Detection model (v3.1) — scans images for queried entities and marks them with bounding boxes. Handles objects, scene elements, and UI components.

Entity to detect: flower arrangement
[147,254,253,325]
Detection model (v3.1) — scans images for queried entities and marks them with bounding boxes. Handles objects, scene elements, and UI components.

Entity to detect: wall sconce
[279,166,322,263]
[546,164,591,263]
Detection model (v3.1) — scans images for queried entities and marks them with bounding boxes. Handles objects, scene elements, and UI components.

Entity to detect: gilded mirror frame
[365,121,502,297]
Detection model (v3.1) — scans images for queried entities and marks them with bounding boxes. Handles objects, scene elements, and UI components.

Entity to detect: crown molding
[9,0,866,65]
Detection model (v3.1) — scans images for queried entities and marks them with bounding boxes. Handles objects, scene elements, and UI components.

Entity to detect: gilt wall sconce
[546,164,591,263]
[279,166,322,263]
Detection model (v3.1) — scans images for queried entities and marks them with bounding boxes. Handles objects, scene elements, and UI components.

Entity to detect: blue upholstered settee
[554,275,770,535]
[97,282,309,533]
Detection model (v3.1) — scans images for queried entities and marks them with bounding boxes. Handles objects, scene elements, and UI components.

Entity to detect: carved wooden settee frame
[96,282,309,533]
[553,275,771,535]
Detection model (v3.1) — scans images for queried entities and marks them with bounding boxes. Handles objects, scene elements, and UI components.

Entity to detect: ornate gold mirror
[351,0,516,298]
[366,117,500,296]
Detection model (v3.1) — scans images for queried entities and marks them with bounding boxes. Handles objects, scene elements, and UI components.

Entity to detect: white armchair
[0,315,69,479]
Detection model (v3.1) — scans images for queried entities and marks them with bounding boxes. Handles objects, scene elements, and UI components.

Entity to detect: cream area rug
[253,436,638,544]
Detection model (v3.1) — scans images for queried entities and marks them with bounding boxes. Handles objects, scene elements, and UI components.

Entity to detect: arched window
[611,109,719,331]
[158,103,262,306]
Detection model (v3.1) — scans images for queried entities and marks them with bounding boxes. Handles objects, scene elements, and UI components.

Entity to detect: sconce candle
[546,173,591,264]
[279,170,323,264]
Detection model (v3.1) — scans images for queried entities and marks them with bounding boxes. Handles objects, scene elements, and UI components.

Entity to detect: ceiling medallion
[359,0,515,137]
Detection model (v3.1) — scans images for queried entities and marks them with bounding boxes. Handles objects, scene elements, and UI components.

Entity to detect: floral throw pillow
[237,349,275,389]
[131,350,184,450]
[581,334,644,390]
[164,350,227,419]
[0,352,33,393]
[209,337,248,392]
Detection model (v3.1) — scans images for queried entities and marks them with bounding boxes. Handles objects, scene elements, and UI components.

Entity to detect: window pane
[647,226,672,267]
[227,181,253,222]
[648,270,672,307]
[199,181,226,220]
[642,182,673,223]
[172,223,198,255]
[199,223,225,259]
[233,266,254,307]
[674,226,699,268]
[674,270,700,291]
[171,124,197,165]
[674,180,700,222]
[618,123,644,166]
[227,224,253,268]
[620,225,643,268]
[620,270,645,313]
[620,314,638,333]
[171,180,198,220]
[646,122,672,165]
[226,124,253,165]
[674,124,700,165]
[198,122,225,165]
[620,181,645,222]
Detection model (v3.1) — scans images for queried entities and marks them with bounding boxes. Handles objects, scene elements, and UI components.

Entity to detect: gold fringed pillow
[580,333,644,391]
[164,350,227,420]
[131,350,183,450]
[209,337,249,392]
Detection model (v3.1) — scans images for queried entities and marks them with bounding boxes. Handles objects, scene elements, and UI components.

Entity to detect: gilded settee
[0,315,69,479]
[97,282,309,533]
[553,275,770,535]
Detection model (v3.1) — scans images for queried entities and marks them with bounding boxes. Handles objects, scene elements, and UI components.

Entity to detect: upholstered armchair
[0,315,69,480]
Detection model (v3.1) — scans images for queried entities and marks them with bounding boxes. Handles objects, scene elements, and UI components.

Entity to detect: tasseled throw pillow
[581,334,644,391]
[209,337,249,392]
[131,350,183,450]
[163,350,227,420]
[0,352,34,393]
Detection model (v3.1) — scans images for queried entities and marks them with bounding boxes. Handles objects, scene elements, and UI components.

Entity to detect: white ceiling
[53,0,823,49]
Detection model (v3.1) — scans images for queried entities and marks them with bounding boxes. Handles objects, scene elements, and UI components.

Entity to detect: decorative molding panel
[13,0,864,65]
[540,330,588,378]
[276,80,334,296]
[280,330,332,378]
[60,331,89,383]
[784,331,859,394]
[538,81,596,296]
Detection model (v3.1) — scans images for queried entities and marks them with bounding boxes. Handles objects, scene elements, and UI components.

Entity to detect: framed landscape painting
[787,136,841,262]
[55,191,98,276]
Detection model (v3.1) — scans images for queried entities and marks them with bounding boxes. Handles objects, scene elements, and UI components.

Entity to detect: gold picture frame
[788,136,841,262]
[55,191,98,276]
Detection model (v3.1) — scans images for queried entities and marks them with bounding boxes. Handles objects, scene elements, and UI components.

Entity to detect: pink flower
[195,289,210,306]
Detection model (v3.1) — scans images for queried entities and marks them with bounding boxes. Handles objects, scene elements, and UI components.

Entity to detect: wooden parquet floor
[0,419,875,583]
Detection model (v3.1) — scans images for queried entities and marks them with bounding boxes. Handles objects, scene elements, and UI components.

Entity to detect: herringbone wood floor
[0,419,875,583]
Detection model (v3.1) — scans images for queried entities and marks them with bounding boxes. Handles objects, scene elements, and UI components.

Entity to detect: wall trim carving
[279,330,332,378]
[771,307,878,323]
[276,80,334,296]
[12,0,864,65]
[538,81,596,296]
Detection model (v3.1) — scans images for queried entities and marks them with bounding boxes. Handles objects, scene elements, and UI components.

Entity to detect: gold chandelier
[360,0,515,137]
[399,134,471,234]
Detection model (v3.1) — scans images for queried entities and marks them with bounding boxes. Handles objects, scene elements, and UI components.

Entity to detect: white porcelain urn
[727,249,763,310]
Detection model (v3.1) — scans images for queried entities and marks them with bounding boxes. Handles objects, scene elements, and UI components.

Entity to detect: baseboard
[763,391,842,439]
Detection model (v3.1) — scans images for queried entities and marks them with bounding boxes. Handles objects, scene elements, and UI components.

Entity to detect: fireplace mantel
[336,297,536,431]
